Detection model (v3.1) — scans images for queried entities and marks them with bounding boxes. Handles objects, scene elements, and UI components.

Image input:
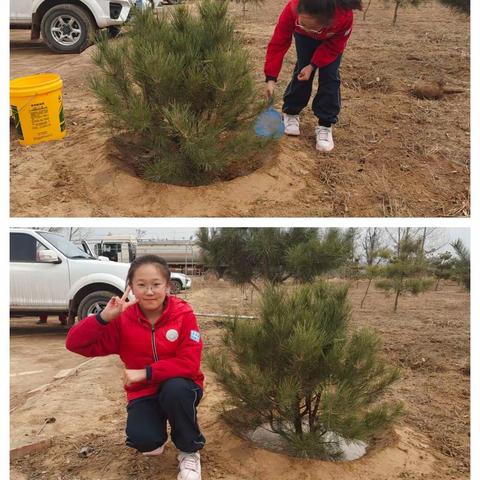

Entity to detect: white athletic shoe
[142,442,166,456]
[315,125,334,152]
[177,451,201,480]
[283,113,300,136]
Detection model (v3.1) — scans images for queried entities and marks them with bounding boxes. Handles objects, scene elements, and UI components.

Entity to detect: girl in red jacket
[264,0,362,152]
[66,255,204,480]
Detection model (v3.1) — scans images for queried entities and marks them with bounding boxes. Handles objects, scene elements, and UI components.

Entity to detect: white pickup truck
[10,229,192,324]
[10,0,133,53]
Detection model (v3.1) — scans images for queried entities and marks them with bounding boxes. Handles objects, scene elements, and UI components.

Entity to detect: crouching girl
[66,255,204,480]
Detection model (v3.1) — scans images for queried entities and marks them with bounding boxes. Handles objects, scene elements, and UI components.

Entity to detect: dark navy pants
[125,377,206,454]
[283,32,342,127]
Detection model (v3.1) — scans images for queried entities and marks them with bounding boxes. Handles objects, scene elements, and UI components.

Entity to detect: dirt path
[10,321,83,412]
[10,1,469,217]
[10,280,469,479]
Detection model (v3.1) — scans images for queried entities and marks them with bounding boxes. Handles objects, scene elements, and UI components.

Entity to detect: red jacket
[66,296,204,402]
[264,0,353,81]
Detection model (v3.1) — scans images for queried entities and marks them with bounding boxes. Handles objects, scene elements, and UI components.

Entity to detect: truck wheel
[169,280,182,294]
[77,291,116,320]
[41,4,96,54]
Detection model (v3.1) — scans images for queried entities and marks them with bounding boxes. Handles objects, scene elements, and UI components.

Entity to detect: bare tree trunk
[435,278,440,291]
[363,0,373,20]
[361,278,373,308]
[294,399,303,435]
[393,288,400,312]
[421,227,427,257]
[393,0,400,25]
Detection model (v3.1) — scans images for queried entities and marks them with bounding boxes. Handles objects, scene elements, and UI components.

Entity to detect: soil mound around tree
[107,134,279,186]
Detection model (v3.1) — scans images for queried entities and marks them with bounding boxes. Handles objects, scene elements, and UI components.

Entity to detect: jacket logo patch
[190,330,201,342]
[166,329,179,342]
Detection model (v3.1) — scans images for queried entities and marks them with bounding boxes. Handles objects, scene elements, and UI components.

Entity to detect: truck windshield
[38,232,92,259]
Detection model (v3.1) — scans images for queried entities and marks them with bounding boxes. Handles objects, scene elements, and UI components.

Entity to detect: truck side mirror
[38,250,61,264]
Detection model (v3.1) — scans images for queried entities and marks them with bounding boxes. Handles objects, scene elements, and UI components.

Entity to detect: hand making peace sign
[99,287,139,323]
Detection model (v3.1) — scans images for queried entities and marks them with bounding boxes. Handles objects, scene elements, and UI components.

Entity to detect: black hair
[297,0,362,24]
[126,255,171,286]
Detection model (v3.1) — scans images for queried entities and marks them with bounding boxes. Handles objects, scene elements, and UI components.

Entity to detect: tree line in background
[197,227,470,312]
[352,227,470,311]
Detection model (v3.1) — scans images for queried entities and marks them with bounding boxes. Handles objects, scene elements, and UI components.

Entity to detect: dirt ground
[10,279,469,479]
[10,1,469,217]
[10,323,82,412]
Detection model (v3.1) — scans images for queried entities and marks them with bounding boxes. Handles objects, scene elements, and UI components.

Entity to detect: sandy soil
[10,279,469,479]
[10,323,82,412]
[10,0,469,217]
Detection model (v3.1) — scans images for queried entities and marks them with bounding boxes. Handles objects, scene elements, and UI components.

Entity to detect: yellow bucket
[10,73,66,146]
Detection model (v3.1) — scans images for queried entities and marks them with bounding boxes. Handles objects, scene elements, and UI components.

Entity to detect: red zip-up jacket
[264,0,353,81]
[66,296,204,402]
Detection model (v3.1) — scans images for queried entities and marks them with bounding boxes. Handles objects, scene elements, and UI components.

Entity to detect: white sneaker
[283,113,300,136]
[142,442,166,456]
[315,125,334,152]
[177,451,201,480]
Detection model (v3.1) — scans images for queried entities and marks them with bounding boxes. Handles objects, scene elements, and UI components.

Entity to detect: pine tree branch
[312,393,322,420]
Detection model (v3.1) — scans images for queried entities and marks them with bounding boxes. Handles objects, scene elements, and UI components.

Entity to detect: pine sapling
[450,239,470,291]
[208,281,403,459]
[196,228,355,289]
[375,238,434,312]
[90,1,269,186]
[429,251,454,291]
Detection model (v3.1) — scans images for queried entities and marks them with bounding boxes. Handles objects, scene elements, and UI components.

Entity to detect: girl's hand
[100,287,139,323]
[297,65,314,82]
[266,80,276,99]
[124,369,146,387]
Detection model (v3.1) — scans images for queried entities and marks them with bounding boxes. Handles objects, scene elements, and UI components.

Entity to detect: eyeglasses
[295,19,326,35]
[134,283,167,293]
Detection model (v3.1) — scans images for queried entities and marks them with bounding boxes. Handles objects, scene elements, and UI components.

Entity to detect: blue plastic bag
[254,106,285,139]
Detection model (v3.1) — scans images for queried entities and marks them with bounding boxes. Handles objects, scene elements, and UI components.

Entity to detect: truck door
[10,0,34,24]
[10,232,70,310]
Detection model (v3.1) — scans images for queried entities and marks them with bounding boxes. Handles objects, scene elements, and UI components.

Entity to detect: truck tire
[40,4,96,54]
[77,291,116,320]
[169,280,182,294]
